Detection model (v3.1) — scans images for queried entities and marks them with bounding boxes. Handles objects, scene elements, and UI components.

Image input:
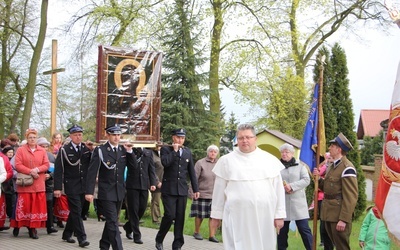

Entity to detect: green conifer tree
[312,47,338,147]
[160,0,216,161]
[327,43,366,220]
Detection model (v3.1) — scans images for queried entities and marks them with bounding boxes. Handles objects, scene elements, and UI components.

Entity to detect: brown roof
[357,109,390,139]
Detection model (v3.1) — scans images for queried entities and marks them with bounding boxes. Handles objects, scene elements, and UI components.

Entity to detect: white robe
[211,147,286,250]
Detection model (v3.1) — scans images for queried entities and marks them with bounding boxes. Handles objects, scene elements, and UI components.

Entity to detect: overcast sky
[47,2,400,131]
[222,25,400,128]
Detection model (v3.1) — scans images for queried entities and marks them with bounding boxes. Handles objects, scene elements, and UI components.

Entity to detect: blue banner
[300,84,319,172]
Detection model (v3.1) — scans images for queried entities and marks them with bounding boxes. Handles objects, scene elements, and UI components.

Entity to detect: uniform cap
[172,128,186,137]
[67,124,84,134]
[329,132,353,152]
[105,124,122,135]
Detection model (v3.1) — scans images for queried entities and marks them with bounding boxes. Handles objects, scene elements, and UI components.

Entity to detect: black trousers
[81,199,90,218]
[46,192,54,230]
[155,194,187,249]
[99,200,123,250]
[63,194,87,243]
[124,189,148,240]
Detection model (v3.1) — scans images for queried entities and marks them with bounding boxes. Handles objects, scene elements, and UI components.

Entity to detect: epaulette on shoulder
[341,166,357,178]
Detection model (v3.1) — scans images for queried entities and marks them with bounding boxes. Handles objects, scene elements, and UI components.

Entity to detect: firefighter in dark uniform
[122,147,157,244]
[85,125,136,250]
[54,124,91,247]
[314,133,358,250]
[155,128,200,250]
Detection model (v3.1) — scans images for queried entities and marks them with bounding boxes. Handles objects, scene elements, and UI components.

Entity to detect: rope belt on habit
[324,193,343,200]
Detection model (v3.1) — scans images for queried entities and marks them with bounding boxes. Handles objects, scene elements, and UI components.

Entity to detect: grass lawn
[89,199,399,249]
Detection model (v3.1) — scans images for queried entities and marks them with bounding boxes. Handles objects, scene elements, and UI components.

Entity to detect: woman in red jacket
[10,128,49,239]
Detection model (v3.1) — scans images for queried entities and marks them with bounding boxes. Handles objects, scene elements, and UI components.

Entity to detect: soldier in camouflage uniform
[314,133,358,250]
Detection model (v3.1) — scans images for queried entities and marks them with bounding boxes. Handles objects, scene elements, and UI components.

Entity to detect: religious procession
[1,1,400,250]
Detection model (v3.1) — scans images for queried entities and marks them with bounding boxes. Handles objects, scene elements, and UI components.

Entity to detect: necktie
[113,147,118,158]
[76,145,80,154]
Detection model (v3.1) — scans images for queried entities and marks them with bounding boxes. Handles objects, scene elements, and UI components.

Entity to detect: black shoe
[29,228,39,239]
[155,241,163,250]
[122,224,133,239]
[134,239,143,244]
[79,240,90,247]
[13,228,19,237]
[62,237,76,243]
[57,220,64,228]
[47,227,58,234]
[173,248,181,250]
[0,226,10,231]
[81,215,87,221]
[97,215,106,221]
[209,236,219,243]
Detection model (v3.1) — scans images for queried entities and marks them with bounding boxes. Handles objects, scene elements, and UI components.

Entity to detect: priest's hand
[274,218,284,234]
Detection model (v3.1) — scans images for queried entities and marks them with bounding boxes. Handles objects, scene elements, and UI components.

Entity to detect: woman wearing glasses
[10,128,50,239]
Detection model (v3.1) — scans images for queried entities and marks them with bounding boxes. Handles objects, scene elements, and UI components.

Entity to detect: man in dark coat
[123,147,157,244]
[85,125,136,250]
[54,124,91,247]
[155,128,200,250]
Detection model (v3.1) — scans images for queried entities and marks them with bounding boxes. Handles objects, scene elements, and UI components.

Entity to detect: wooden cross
[43,39,65,136]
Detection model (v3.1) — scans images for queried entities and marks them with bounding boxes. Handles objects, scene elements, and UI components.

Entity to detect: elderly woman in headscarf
[10,128,49,239]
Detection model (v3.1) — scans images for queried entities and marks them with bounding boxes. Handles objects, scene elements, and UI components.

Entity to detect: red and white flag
[375,61,400,244]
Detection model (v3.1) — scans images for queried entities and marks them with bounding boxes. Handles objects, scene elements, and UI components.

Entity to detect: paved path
[0,218,224,250]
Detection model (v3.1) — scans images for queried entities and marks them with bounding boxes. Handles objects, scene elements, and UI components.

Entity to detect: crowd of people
[0,124,393,250]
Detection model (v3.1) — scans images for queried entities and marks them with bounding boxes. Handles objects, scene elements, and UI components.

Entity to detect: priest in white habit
[210,123,286,250]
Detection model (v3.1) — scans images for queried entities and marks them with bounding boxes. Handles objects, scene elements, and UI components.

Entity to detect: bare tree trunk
[0,0,13,137]
[209,0,224,144]
[21,0,48,132]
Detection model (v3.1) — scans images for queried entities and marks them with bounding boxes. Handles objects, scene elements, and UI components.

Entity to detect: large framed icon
[96,45,163,146]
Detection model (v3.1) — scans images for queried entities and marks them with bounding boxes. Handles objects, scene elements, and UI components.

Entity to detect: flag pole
[312,55,325,250]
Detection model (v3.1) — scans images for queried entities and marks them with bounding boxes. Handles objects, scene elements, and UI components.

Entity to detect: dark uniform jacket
[126,148,157,190]
[86,142,136,202]
[54,142,91,195]
[319,156,358,223]
[160,146,199,196]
